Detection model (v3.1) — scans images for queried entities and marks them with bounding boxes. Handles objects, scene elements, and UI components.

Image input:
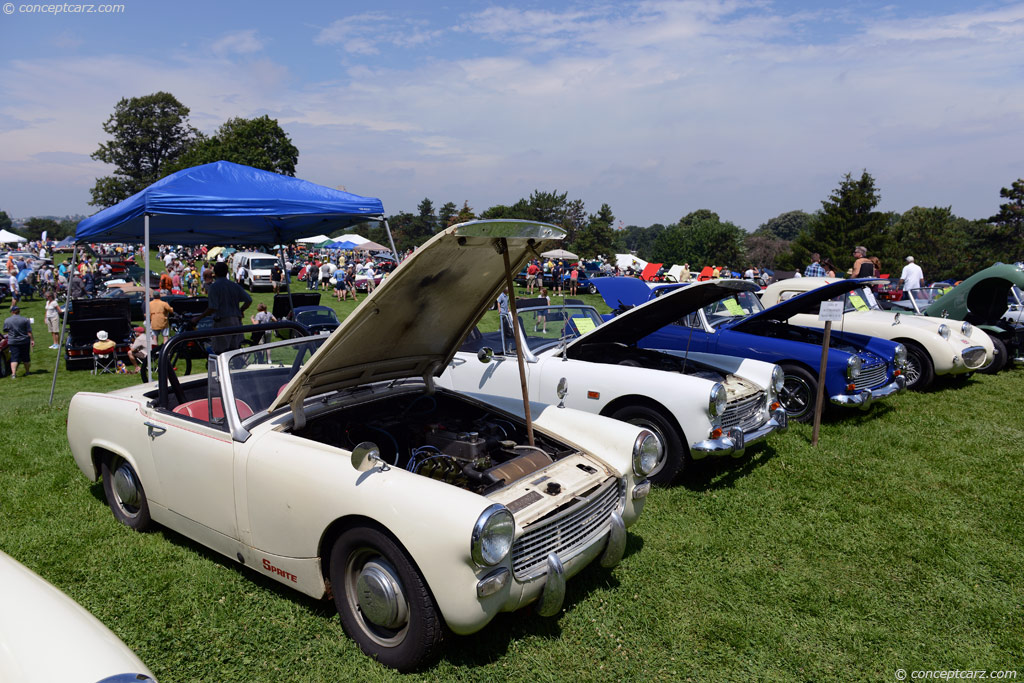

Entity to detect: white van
[232,251,279,291]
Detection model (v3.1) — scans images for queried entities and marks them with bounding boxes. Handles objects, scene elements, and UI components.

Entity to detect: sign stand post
[812,301,844,446]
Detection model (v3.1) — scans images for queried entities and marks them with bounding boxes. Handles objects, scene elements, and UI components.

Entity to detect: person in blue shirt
[804,253,827,278]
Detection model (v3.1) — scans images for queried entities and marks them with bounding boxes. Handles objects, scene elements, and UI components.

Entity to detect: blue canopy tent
[326,240,358,250]
[52,161,397,403]
[76,161,386,245]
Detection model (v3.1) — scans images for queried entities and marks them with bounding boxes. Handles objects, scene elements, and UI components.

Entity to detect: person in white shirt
[899,256,924,291]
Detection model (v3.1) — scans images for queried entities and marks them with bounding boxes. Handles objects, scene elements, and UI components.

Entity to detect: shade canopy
[326,240,357,250]
[541,248,578,260]
[75,161,384,246]
[352,240,388,252]
[0,229,27,243]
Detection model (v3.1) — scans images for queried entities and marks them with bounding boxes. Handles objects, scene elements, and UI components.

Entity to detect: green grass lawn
[2,274,1022,681]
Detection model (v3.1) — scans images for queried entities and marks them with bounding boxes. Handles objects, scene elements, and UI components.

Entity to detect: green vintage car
[891,262,1024,373]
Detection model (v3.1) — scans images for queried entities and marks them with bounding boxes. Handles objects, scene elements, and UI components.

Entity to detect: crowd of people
[4,232,937,380]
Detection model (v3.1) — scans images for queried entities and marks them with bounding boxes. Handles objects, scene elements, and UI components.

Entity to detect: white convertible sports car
[67,221,653,672]
[0,550,156,683]
[759,278,993,390]
[438,279,788,485]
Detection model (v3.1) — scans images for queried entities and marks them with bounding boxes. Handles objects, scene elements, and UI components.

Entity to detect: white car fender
[240,428,511,634]
[67,392,165,504]
[532,358,717,446]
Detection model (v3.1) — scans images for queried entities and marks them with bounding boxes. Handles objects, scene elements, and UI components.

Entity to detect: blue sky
[1,0,1022,230]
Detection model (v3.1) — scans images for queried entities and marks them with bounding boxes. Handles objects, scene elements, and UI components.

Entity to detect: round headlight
[708,383,727,418]
[961,321,972,337]
[633,430,660,477]
[771,365,785,395]
[846,355,862,380]
[894,343,908,367]
[937,323,950,340]
[471,505,515,567]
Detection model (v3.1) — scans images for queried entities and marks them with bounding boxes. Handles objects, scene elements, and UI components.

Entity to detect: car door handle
[144,421,166,437]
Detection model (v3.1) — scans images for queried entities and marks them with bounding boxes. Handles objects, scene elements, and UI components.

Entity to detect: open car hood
[577,278,759,348]
[733,278,883,330]
[923,263,1024,324]
[593,275,660,309]
[270,220,564,412]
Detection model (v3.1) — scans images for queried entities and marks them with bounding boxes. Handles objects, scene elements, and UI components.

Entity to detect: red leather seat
[172,398,254,422]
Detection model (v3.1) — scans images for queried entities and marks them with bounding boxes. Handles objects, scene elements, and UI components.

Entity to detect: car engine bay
[291,391,577,494]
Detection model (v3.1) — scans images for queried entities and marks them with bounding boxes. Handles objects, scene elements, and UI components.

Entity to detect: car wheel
[330,527,444,672]
[779,365,816,423]
[101,457,152,531]
[980,337,1007,374]
[588,283,597,294]
[902,342,934,390]
[610,405,687,485]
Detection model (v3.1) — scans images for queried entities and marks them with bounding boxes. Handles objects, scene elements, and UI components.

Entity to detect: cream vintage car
[437,279,788,485]
[760,278,993,390]
[0,550,156,683]
[67,221,653,672]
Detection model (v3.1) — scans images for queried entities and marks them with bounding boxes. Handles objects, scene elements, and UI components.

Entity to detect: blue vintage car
[595,277,907,422]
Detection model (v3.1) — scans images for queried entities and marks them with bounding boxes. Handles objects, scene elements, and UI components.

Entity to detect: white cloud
[211,29,265,56]
[1,1,1023,226]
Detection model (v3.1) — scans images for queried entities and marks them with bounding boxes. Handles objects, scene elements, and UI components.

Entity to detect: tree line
[12,91,1022,282]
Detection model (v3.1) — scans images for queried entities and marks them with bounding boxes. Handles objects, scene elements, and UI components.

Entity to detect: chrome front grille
[853,361,888,390]
[962,346,986,369]
[510,477,623,580]
[722,391,766,432]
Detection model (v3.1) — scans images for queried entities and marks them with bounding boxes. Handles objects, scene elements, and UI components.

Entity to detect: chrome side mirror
[892,312,901,326]
[477,347,494,363]
[351,441,389,472]
[556,377,568,408]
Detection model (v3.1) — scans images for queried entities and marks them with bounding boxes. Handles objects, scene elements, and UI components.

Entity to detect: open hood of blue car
[730,278,883,331]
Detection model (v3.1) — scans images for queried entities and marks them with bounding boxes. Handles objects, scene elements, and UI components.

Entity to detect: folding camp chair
[93,347,117,374]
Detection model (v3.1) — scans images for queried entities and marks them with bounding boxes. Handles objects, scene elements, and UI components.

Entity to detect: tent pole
[383,219,400,263]
[48,243,78,405]
[144,213,152,381]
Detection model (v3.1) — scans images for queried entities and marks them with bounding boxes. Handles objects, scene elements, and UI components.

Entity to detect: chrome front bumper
[831,375,906,410]
[691,407,788,458]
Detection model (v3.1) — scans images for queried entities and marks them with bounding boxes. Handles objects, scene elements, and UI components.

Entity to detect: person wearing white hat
[93,330,116,354]
[899,256,924,291]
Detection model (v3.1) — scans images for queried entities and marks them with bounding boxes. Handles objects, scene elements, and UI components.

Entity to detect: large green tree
[782,171,891,272]
[619,224,666,262]
[572,203,620,259]
[402,198,438,245]
[652,210,746,268]
[163,115,299,177]
[438,202,458,229]
[756,210,812,241]
[90,92,199,207]
[988,178,1024,261]
[0,210,12,232]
